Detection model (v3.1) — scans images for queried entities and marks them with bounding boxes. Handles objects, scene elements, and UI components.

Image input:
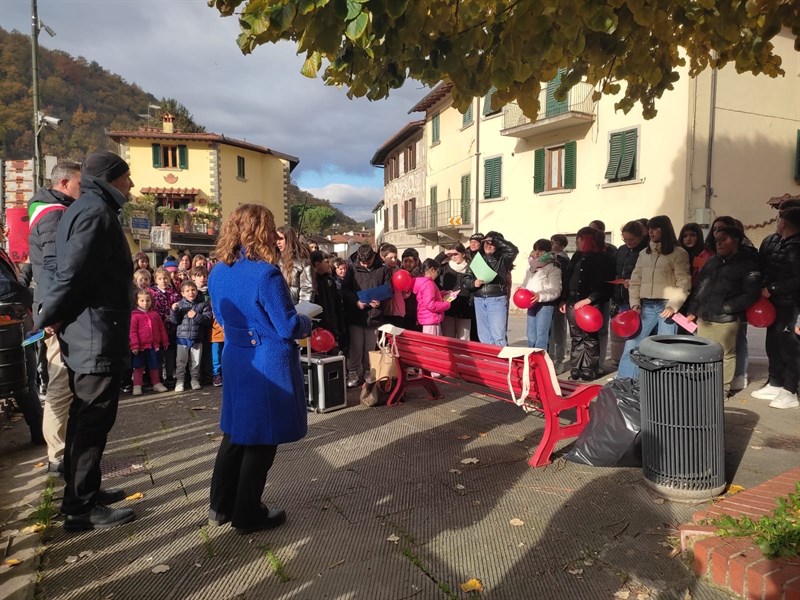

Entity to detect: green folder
[469,252,498,283]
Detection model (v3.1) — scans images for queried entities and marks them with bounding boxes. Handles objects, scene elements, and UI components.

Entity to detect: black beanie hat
[469,232,484,242]
[82,152,130,183]
[401,248,419,260]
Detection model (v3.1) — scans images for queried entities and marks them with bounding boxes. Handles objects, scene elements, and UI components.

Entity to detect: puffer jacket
[130,308,169,351]
[438,260,471,319]
[277,257,313,305]
[170,297,212,340]
[628,243,691,311]
[613,238,648,306]
[27,187,74,311]
[413,276,450,325]
[686,250,761,323]
[463,236,519,298]
[561,251,615,305]
[149,284,180,326]
[341,256,392,327]
[760,232,800,307]
[521,262,562,305]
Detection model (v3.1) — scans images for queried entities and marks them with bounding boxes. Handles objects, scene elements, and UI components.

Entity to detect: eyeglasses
[483,240,495,246]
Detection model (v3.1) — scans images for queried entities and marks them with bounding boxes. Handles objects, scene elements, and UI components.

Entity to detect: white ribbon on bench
[496,346,563,409]
[377,324,402,357]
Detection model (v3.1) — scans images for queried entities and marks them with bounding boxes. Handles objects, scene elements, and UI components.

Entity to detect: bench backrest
[384,328,561,401]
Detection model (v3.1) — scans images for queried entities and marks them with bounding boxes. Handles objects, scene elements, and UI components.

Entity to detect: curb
[680,467,800,599]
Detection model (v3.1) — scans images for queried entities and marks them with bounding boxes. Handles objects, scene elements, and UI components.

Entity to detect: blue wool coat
[209,257,312,446]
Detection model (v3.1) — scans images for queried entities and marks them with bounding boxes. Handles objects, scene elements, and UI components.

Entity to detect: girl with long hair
[275,226,313,305]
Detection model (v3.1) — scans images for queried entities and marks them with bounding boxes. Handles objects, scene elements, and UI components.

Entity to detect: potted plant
[157,206,180,230]
[122,194,157,227]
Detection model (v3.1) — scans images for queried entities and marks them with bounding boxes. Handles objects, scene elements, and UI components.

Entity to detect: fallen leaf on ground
[652,498,665,505]
[668,547,681,558]
[509,518,524,527]
[449,469,462,475]
[79,550,94,558]
[4,559,22,566]
[727,484,746,495]
[125,492,144,501]
[682,589,692,600]
[386,534,400,544]
[478,432,487,437]
[151,564,170,573]
[194,562,202,568]
[457,434,471,440]
[583,559,594,566]
[455,484,466,490]
[459,578,484,592]
[65,556,78,564]
[613,591,631,600]
[211,435,223,441]
[21,524,45,534]
[568,568,583,576]
[750,445,762,450]
[34,462,46,468]
[460,458,479,465]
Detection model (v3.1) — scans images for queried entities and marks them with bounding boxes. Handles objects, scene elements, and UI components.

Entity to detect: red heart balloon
[392,269,413,292]
[611,310,641,338]
[746,297,776,328]
[310,328,336,353]
[575,305,603,333]
[513,288,535,309]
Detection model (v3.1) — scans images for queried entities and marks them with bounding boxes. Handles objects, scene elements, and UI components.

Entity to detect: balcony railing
[502,81,595,137]
[407,198,473,233]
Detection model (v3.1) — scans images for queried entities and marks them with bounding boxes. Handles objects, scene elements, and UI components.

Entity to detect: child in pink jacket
[412,259,452,336]
[130,290,169,396]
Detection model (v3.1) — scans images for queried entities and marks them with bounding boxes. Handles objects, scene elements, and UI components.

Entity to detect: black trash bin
[632,335,725,501]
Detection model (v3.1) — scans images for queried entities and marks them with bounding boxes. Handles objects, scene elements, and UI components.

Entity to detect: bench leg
[529,411,559,467]
[386,362,407,406]
[528,389,595,468]
[420,377,443,400]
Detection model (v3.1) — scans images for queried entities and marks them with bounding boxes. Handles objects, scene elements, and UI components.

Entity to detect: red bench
[377,325,601,468]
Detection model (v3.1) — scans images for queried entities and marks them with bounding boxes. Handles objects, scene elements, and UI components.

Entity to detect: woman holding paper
[438,244,473,340]
[463,231,519,346]
[275,226,313,305]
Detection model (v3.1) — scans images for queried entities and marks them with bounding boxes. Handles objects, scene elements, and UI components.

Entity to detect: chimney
[162,112,175,134]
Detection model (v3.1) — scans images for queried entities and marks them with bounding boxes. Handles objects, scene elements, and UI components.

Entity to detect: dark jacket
[613,239,648,307]
[438,262,471,319]
[687,250,761,323]
[170,297,212,341]
[341,257,392,327]
[0,248,32,308]
[28,187,75,311]
[561,251,615,305]
[35,175,134,374]
[313,272,345,338]
[463,237,519,298]
[760,232,800,307]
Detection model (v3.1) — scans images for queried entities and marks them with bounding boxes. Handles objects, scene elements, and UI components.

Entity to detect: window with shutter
[605,128,638,182]
[483,87,500,116]
[545,68,568,118]
[151,144,162,168]
[462,103,473,127]
[534,149,545,193]
[564,141,576,189]
[460,174,471,221]
[483,157,502,199]
[392,204,398,230]
[178,145,188,169]
[429,187,438,228]
[237,155,246,179]
[431,114,440,144]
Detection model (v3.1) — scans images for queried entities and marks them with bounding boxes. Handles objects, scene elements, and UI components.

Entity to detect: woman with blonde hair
[207,204,312,534]
[275,225,313,304]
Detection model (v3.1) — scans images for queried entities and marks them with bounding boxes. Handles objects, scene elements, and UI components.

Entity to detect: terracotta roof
[370,121,425,166]
[107,129,299,172]
[408,81,453,114]
[768,193,800,208]
[140,187,201,195]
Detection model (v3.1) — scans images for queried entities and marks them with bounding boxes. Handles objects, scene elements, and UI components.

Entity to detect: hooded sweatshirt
[412,276,451,325]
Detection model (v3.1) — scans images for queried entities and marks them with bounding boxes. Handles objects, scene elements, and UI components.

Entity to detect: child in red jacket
[130,290,169,396]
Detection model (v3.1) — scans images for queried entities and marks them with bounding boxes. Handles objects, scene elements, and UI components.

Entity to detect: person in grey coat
[35,152,136,532]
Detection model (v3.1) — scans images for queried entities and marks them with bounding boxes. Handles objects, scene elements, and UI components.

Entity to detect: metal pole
[474,97,480,234]
[31,0,41,192]
[704,58,718,210]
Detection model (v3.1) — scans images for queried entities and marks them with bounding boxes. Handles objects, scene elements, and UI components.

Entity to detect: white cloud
[304,183,383,222]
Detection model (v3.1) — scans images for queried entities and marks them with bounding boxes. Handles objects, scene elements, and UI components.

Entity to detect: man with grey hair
[28,161,81,476]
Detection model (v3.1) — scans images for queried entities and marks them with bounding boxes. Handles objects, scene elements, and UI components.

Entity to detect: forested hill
[0,28,203,161]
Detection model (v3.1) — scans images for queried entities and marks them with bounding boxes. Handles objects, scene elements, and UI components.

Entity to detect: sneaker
[208,510,230,527]
[132,385,142,396]
[751,383,783,400]
[769,390,799,409]
[191,380,201,390]
[152,382,168,393]
[121,384,133,393]
[63,504,136,532]
[730,375,748,391]
[346,373,360,389]
[174,383,185,392]
[213,375,223,387]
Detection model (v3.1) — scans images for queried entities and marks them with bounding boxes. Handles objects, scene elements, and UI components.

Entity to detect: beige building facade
[374,29,799,257]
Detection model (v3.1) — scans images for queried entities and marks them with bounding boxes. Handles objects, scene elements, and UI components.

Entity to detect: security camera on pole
[31,0,56,192]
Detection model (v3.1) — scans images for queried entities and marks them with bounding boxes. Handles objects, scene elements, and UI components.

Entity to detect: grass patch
[709,482,799,558]
[29,476,58,529]
[259,545,290,583]
[198,525,215,558]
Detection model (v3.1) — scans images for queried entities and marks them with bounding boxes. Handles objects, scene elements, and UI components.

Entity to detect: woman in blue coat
[207,204,312,534]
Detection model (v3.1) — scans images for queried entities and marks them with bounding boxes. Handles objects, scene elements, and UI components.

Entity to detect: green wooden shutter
[178,145,188,169]
[482,87,497,116]
[564,141,577,189]
[462,104,473,127]
[605,132,623,180]
[795,129,800,181]
[533,148,545,193]
[484,157,502,198]
[431,114,440,143]
[429,186,438,227]
[151,144,161,168]
[545,68,568,118]
[460,174,471,221]
[618,129,637,179]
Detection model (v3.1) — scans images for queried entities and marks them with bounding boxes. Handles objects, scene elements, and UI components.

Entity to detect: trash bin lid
[639,335,723,364]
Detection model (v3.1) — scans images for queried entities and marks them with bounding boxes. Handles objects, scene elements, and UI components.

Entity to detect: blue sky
[1,0,428,220]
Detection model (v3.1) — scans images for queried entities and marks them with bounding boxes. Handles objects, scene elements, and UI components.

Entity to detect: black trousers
[209,434,277,528]
[566,305,600,374]
[766,305,800,394]
[62,370,121,515]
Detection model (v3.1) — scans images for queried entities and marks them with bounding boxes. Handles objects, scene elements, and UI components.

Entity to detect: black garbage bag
[564,378,642,467]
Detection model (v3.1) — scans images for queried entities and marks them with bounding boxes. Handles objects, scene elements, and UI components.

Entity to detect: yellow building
[109,113,298,258]
[374,29,799,258]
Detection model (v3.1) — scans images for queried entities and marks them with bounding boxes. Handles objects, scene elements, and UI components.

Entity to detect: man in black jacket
[28,161,81,475]
[36,152,136,531]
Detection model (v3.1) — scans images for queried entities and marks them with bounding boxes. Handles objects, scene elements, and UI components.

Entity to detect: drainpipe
[474,97,480,234]
[704,58,718,210]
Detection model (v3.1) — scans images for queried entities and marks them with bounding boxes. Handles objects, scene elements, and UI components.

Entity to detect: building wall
[123,141,213,197]
[218,145,287,225]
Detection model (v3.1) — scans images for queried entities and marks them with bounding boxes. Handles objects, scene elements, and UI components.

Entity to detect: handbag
[368,330,398,381]
[360,377,395,407]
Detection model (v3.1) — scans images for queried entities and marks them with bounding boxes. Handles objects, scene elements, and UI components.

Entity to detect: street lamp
[31,0,56,191]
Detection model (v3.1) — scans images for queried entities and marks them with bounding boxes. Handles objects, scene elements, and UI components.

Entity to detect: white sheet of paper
[295,301,323,319]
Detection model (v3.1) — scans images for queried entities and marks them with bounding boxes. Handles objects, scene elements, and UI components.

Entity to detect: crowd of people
[1,149,798,536]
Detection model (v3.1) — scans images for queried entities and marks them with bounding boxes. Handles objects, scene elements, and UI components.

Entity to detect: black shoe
[95,488,127,504]
[579,369,597,382]
[569,369,581,381]
[121,385,133,393]
[63,504,136,532]
[208,509,230,527]
[234,508,286,535]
